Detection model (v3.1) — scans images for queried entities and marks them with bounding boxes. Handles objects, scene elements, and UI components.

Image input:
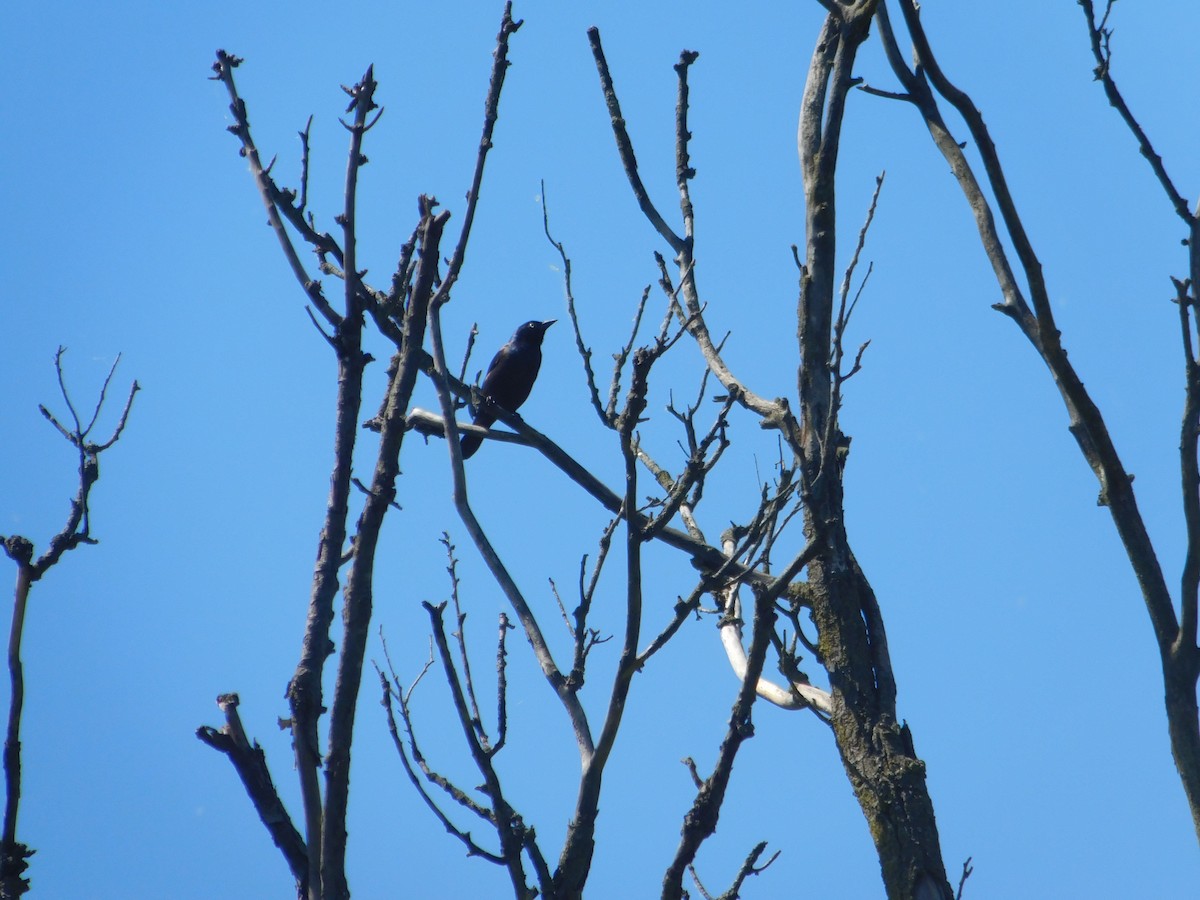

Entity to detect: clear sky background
[3,1,1199,897]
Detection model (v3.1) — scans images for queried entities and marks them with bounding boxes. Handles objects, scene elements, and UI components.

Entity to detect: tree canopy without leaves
[3,2,1199,898]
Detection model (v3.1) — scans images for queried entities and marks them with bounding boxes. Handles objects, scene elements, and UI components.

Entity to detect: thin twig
[441,534,487,747]
[430,3,524,307]
[1079,0,1193,223]
[955,856,974,899]
[211,50,343,328]
[587,27,685,255]
[542,181,609,425]
[377,666,505,864]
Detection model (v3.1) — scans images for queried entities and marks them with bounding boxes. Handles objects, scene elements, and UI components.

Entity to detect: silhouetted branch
[210,21,525,891]
[1079,0,1200,666]
[1079,0,1192,222]
[606,287,652,424]
[378,661,506,866]
[637,582,707,668]
[426,284,595,759]
[1075,0,1200,839]
[211,50,342,328]
[674,49,699,240]
[587,27,685,255]
[424,601,537,898]
[832,172,883,382]
[564,518,620,690]
[688,841,779,900]
[589,26,797,437]
[662,576,776,899]
[404,399,779,592]
[320,191,442,898]
[196,695,307,894]
[431,2,524,308]
[493,613,514,755]
[955,856,974,900]
[1174,275,1200,652]
[555,346,655,897]
[542,182,608,426]
[441,534,488,745]
[644,392,734,541]
[28,349,140,575]
[879,0,1200,842]
[2,349,137,897]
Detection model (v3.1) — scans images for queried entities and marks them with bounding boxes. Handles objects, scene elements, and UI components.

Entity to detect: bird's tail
[460,430,484,459]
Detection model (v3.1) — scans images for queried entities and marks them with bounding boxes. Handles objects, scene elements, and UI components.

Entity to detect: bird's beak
[541,320,557,330]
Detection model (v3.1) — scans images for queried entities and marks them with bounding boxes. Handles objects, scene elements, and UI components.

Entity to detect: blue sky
[3,1,1199,897]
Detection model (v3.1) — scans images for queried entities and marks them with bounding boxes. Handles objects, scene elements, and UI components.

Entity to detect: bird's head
[513,319,556,345]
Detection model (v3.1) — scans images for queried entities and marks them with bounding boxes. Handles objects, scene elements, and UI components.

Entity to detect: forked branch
[2,349,138,898]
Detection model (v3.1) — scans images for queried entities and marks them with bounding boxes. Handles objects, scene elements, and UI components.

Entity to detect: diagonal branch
[377,664,506,866]
[424,601,536,898]
[881,0,1179,650]
[662,562,780,899]
[1076,1,1200,661]
[1079,0,1193,223]
[196,695,307,892]
[589,27,798,441]
[431,2,524,308]
[879,0,1200,844]
[587,28,685,255]
[406,397,776,591]
[426,293,595,760]
[211,51,342,328]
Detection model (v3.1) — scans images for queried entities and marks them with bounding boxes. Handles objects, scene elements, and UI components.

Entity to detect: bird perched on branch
[461,319,556,459]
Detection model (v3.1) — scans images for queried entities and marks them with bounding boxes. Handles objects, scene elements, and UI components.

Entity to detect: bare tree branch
[1077,0,1200,664]
[377,663,506,866]
[2,350,138,897]
[404,398,779,592]
[207,15,525,890]
[424,601,536,898]
[441,534,488,746]
[662,569,777,898]
[565,519,620,690]
[688,841,780,900]
[587,28,685,255]
[320,192,443,898]
[795,5,954,896]
[196,695,307,894]
[955,856,974,900]
[1079,0,1193,222]
[877,0,1200,842]
[211,51,343,328]
[431,2,524,308]
[541,181,609,426]
[426,289,595,760]
[554,349,654,897]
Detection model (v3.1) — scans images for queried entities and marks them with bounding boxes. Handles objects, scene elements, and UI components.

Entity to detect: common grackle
[460,319,555,459]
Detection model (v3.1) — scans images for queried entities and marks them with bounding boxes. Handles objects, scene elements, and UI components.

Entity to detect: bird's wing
[479,345,514,397]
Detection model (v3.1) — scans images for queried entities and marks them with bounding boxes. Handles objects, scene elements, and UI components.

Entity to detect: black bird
[461,319,555,459]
